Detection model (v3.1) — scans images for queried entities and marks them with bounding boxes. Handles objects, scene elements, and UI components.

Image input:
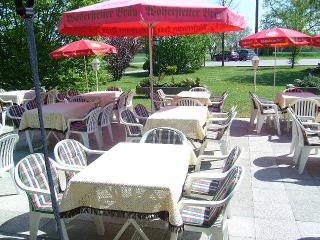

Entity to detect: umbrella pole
[273,46,277,97]
[24,16,65,240]
[148,24,154,112]
[84,56,89,92]
[95,70,99,91]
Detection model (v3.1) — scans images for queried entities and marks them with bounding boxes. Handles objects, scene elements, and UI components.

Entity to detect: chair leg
[29,212,41,240]
[9,168,19,194]
[293,145,302,165]
[1,111,6,126]
[107,124,114,142]
[92,215,105,236]
[220,140,228,155]
[256,115,265,134]
[250,109,256,126]
[274,115,281,135]
[25,130,34,153]
[94,130,103,149]
[298,147,312,174]
[80,133,90,148]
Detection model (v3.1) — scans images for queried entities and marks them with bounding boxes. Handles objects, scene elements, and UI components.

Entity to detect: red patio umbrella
[311,35,320,47]
[239,27,311,94]
[50,39,117,91]
[58,0,245,110]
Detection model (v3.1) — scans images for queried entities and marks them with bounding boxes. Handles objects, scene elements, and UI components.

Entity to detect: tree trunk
[221,33,225,67]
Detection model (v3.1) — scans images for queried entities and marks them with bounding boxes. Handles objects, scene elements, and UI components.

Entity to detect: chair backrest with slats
[56,92,68,101]
[120,109,141,135]
[69,95,86,103]
[15,153,60,212]
[190,87,210,93]
[85,107,101,133]
[152,91,165,111]
[287,107,309,145]
[291,98,319,121]
[107,86,122,92]
[157,89,166,99]
[46,90,57,104]
[283,88,302,93]
[175,98,203,106]
[125,90,134,108]
[222,146,241,173]
[0,134,19,172]
[8,105,25,128]
[100,103,114,127]
[140,127,187,145]
[68,89,80,97]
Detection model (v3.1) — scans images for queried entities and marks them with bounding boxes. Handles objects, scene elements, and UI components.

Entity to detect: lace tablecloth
[81,91,121,107]
[172,91,211,106]
[19,102,95,132]
[0,90,35,105]
[143,106,209,140]
[274,92,320,108]
[59,142,197,230]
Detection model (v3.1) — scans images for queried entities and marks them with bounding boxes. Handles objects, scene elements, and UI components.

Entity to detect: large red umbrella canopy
[50,39,117,59]
[58,0,245,36]
[239,27,311,48]
[312,35,320,47]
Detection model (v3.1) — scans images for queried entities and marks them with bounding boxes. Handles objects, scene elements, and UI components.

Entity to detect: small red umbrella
[58,0,245,111]
[50,39,117,91]
[311,35,320,47]
[239,27,311,94]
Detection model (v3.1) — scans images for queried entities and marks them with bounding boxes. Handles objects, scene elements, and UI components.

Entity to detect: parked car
[237,49,256,61]
[213,51,239,61]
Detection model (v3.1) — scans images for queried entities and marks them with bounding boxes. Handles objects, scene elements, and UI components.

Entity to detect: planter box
[136,85,192,95]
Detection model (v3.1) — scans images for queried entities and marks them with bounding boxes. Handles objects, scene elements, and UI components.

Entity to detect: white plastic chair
[46,90,58,104]
[179,166,243,240]
[0,123,3,135]
[175,98,203,106]
[288,107,320,174]
[99,103,114,143]
[119,109,143,141]
[125,90,134,110]
[115,92,127,123]
[68,95,87,103]
[0,133,19,194]
[66,107,102,149]
[253,94,281,135]
[0,97,13,127]
[133,104,150,125]
[157,89,173,105]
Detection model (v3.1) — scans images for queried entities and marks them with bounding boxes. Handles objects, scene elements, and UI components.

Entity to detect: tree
[144,35,211,74]
[104,37,141,81]
[0,0,97,90]
[261,0,320,68]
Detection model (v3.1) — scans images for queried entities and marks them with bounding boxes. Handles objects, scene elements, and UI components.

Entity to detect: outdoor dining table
[80,91,121,107]
[0,90,35,105]
[274,92,320,109]
[143,105,209,141]
[171,91,211,106]
[59,142,198,239]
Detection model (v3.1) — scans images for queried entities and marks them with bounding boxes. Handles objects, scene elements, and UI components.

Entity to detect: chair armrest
[55,163,84,172]
[121,122,144,129]
[198,154,228,161]
[83,147,107,155]
[67,117,87,129]
[178,198,226,209]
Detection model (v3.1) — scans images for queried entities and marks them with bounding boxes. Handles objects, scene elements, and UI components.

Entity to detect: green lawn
[103,66,314,117]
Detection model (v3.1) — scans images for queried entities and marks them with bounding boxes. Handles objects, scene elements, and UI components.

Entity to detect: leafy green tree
[261,0,320,68]
[144,35,211,74]
[0,0,97,90]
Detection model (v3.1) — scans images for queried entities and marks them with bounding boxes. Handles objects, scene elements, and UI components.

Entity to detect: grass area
[103,66,314,117]
[132,53,146,63]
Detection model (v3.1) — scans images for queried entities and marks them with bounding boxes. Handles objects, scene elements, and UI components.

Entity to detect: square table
[143,106,209,141]
[274,92,320,109]
[19,102,95,132]
[172,91,211,106]
[80,91,122,107]
[59,142,198,235]
[0,90,35,105]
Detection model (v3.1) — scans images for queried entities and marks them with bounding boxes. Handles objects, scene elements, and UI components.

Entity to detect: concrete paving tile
[228,217,255,238]
[255,218,300,240]
[252,178,285,190]
[253,201,295,220]
[290,200,320,223]
[251,167,282,182]
[286,189,320,203]
[250,154,276,168]
[296,221,320,238]
[278,166,313,180]
[253,188,289,203]
[229,237,255,240]
[230,199,254,218]
[282,179,320,192]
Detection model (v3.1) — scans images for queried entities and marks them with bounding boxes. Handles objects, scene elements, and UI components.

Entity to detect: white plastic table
[274,92,320,108]
[81,91,121,107]
[0,90,35,105]
[59,142,198,239]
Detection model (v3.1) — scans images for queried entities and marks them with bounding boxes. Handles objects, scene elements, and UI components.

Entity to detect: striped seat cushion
[190,179,219,196]
[145,128,184,144]
[223,147,240,172]
[121,110,141,135]
[58,140,87,179]
[17,153,60,213]
[26,100,37,110]
[70,120,87,131]
[134,104,149,118]
[9,105,25,128]
[181,205,212,226]
[57,92,67,101]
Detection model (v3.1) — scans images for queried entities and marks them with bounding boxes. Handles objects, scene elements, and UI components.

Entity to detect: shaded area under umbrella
[50,40,117,92]
[58,0,245,111]
[239,27,311,95]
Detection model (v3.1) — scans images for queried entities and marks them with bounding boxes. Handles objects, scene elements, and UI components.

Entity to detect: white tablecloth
[0,90,35,105]
[143,106,209,140]
[172,91,211,106]
[59,142,197,229]
[19,102,95,132]
[274,92,320,108]
[81,91,121,107]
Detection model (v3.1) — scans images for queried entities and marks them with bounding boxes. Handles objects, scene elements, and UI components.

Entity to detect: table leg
[170,232,178,240]
[92,215,105,236]
[25,130,34,153]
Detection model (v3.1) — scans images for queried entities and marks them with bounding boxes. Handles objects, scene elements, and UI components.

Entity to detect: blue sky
[213,0,265,33]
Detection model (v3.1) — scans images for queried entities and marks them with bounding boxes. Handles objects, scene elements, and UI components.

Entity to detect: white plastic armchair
[66,107,102,149]
[291,98,319,122]
[175,98,203,106]
[206,106,237,126]
[253,94,281,135]
[125,90,134,110]
[46,90,58,104]
[157,89,173,105]
[133,104,150,125]
[99,103,114,143]
[0,98,13,127]
[119,109,143,141]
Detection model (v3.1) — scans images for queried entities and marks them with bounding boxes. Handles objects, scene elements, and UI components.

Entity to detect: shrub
[301,74,320,90]
[137,77,201,88]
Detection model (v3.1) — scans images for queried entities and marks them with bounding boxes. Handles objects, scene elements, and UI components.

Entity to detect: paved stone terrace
[1,119,320,239]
